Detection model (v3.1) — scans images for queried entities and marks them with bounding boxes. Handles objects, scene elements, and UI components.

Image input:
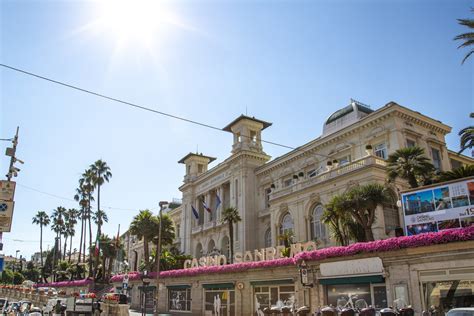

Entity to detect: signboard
[401,178,474,236]
[0,257,4,272]
[301,268,308,284]
[0,201,14,232]
[320,257,384,277]
[0,181,15,201]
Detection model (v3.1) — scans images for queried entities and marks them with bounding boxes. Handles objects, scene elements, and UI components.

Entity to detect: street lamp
[155,201,168,314]
[141,270,149,316]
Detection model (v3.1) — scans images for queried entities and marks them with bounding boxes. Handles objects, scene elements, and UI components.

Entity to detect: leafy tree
[152,214,175,248]
[0,269,14,283]
[32,211,50,275]
[322,195,365,246]
[150,246,192,271]
[23,262,40,283]
[458,113,474,155]
[454,9,474,64]
[277,230,295,257]
[129,210,159,269]
[221,207,242,263]
[55,260,71,281]
[387,146,435,188]
[13,271,25,285]
[438,164,474,182]
[92,209,108,271]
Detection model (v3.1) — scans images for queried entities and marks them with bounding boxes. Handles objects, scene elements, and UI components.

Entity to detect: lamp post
[141,270,149,316]
[155,201,168,314]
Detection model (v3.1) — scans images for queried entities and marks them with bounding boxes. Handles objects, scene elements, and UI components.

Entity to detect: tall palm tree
[66,208,79,262]
[80,168,95,276]
[90,160,112,238]
[129,210,159,269]
[32,211,50,279]
[387,146,435,188]
[51,206,67,281]
[322,195,354,246]
[221,207,241,264]
[458,113,474,155]
[454,9,474,64]
[92,209,108,272]
[74,185,88,264]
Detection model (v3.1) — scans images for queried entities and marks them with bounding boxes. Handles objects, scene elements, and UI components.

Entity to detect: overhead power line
[16,183,159,212]
[0,63,326,155]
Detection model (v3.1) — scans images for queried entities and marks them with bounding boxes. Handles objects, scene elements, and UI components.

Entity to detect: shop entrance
[252,281,296,316]
[203,284,235,316]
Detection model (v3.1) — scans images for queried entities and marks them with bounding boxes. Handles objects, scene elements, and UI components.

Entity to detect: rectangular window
[204,289,235,316]
[406,139,416,148]
[338,155,351,166]
[283,178,293,187]
[374,143,387,159]
[168,288,191,311]
[254,285,296,313]
[198,164,204,173]
[422,280,474,314]
[432,148,442,171]
[250,130,257,142]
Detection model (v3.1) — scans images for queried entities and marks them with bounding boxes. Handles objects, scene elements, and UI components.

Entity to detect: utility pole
[155,200,168,314]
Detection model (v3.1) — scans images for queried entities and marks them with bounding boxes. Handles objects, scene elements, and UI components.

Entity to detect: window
[310,205,327,241]
[279,213,294,240]
[254,285,296,312]
[204,288,235,316]
[283,178,293,187]
[186,165,191,174]
[250,130,257,142]
[406,139,416,148]
[450,159,462,170]
[176,225,180,238]
[374,143,387,159]
[168,288,191,311]
[264,228,272,248]
[198,164,204,173]
[338,155,351,166]
[432,148,442,171]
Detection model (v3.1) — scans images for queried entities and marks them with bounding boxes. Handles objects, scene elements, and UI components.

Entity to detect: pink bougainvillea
[34,278,93,288]
[108,226,474,282]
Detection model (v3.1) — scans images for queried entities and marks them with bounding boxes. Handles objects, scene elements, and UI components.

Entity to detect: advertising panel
[0,201,15,232]
[402,178,474,235]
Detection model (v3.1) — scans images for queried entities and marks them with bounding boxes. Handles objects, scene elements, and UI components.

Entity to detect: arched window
[279,213,294,245]
[221,236,230,259]
[264,228,272,248]
[207,239,216,255]
[310,205,327,241]
[195,243,203,259]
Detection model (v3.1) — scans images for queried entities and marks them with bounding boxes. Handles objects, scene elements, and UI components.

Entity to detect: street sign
[301,268,308,284]
[123,274,129,284]
[0,201,14,232]
[0,181,15,201]
[122,283,128,290]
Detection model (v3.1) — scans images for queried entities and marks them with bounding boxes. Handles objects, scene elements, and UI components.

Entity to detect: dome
[325,100,374,125]
[323,100,374,136]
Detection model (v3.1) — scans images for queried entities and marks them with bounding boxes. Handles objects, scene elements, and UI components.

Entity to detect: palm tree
[458,113,474,155]
[51,206,67,281]
[387,146,435,188]
[322,195,355,246]
[32,211,50,279]
[66,208,79,262]
[74,185,88,264]
[438,165,474,182]
[345,183,395,241]
[454,9,474,64]
[92,209,108,272]
[80,168,95,276]
[90,160,112,238]
[152,214,175,247]
[129,210,159,269]
[221,207,241,264]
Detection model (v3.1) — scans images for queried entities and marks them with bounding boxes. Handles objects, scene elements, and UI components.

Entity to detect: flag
[215,194,222,210]
[191,205,199,219]
[202,200,211,213]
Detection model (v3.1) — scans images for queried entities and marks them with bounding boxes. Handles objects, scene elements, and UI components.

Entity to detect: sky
[0,0,472,259]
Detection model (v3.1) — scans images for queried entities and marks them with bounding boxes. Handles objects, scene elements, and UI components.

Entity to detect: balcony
[192,225,203,234]
[270,155,387,201]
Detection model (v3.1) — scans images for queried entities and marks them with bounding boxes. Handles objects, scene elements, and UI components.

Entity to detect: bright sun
[94,0,182,49]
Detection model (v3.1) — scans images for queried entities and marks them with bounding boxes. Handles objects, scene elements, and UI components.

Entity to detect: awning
[202,283,234,290]
[167,285,191,290]
[319,275,385,285]
[250,279,294,286]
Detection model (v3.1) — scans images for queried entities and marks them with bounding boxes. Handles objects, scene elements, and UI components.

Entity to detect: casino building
[114,100,474,315]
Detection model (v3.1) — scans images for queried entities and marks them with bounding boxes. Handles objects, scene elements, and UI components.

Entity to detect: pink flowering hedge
[34,278,93,288]
[108,226,473,282]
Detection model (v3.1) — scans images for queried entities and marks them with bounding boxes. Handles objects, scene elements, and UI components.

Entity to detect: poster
[402,179,474,236]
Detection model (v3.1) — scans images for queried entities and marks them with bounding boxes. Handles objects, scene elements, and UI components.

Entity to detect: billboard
[401,178,474,236]
[0,201,14,232]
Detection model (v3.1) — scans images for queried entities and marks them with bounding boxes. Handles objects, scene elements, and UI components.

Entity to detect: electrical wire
[0,63,329,156]
[16,183,159,212]
[0,138,13,141]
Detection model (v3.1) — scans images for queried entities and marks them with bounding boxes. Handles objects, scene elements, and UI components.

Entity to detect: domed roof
[325,100,374,125]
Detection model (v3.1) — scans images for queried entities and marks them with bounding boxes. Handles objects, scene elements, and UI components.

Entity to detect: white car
[446,308,474,316]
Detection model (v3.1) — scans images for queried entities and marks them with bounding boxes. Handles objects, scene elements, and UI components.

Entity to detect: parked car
[446,308,474,316]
